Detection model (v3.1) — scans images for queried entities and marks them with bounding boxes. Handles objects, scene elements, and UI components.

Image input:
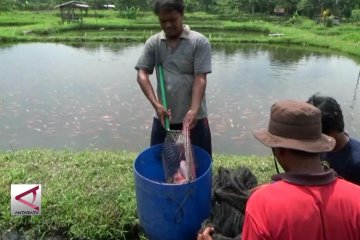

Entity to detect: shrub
[351,9,360,23]
[287,11,304,24]
[119,6,142,19]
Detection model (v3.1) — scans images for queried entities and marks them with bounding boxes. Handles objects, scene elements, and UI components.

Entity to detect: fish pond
[0,42,359,155]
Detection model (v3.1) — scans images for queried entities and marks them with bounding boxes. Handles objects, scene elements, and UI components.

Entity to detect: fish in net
[162,122,196,184]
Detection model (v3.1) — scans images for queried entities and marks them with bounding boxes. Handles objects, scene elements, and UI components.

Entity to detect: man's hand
[197,227,214,240]
[188,73,206,129]
[185,109,198,129]
[155,103,171,129]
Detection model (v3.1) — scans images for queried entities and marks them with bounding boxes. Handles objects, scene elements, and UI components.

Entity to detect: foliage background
[1,0,359,19]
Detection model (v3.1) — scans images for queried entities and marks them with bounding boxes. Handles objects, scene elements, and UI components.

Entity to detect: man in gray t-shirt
[135,0,212,156]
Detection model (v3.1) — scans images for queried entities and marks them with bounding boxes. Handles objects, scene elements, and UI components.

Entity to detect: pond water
[0,42,359,156]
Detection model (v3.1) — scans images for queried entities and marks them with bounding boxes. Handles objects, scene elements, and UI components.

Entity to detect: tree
[115,0,151,10]
[0,0,14,11]
[351,9,360,21]
[297,0,315,16]
[211,0,240,14]
[201,0,215,12]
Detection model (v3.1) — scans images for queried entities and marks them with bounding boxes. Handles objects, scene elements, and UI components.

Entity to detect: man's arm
[186,34,211,129]
[185,73,207,129]
[137,69,168,127]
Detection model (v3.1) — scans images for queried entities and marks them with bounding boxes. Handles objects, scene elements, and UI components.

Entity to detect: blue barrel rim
[134,144,212,186]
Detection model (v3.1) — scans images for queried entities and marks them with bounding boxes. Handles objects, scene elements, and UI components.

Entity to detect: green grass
[0,149,274,239]
[0,10,358,237]
[0,10,359,59]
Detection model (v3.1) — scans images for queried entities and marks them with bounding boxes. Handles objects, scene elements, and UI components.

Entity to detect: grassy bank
[0,11,359,59]
[0,149,273,239]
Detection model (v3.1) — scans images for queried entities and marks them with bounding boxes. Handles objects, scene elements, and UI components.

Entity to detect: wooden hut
[55,1,89,24]
[274,6,286,16]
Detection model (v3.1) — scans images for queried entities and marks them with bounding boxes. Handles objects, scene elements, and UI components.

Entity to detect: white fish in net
[162,121,196,184]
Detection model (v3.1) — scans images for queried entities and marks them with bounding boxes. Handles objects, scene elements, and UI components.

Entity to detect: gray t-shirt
[135,26,212,124]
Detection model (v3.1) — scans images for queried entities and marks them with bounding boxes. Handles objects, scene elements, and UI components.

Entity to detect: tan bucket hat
[254,100,335,153]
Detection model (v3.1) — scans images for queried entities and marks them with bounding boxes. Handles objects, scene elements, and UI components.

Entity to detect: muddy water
[0,42,359,155]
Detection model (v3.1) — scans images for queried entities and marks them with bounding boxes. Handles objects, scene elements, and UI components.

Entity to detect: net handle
[157,64,170,131]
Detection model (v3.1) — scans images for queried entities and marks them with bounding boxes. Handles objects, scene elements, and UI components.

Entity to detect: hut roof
[103,4,116,8]
[55,1,90,9]
[274,6,285,13]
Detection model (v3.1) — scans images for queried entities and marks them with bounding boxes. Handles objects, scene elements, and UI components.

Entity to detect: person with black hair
[307,94,360,185]
[135,0,212,156]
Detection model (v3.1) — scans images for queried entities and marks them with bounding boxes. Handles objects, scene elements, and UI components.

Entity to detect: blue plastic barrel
[134,144,212,240]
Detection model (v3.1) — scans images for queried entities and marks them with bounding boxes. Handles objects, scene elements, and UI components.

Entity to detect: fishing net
[162,122,196,184]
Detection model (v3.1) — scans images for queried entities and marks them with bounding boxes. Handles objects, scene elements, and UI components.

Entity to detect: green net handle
[158,64,170,131]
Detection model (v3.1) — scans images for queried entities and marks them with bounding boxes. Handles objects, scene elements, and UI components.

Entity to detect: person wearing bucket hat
[307,94,360,185]
[199,100,360,240]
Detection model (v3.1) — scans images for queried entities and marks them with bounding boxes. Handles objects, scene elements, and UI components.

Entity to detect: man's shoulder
[188,30,209,42]
[249,181,285,200]
[323,137,358,161]
[349,137,360,148]
[145,32,161,44]
[246,181,291,212]
[334,178,360,196]
[346,137,360,163]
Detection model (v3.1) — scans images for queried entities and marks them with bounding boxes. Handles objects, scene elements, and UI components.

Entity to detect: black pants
[150,117,212,157]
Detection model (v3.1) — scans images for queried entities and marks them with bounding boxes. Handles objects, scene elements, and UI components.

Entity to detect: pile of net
[200,167,258,239]
[162,122,196,184]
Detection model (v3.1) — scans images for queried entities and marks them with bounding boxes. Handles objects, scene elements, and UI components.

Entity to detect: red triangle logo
[15,185,40,211]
